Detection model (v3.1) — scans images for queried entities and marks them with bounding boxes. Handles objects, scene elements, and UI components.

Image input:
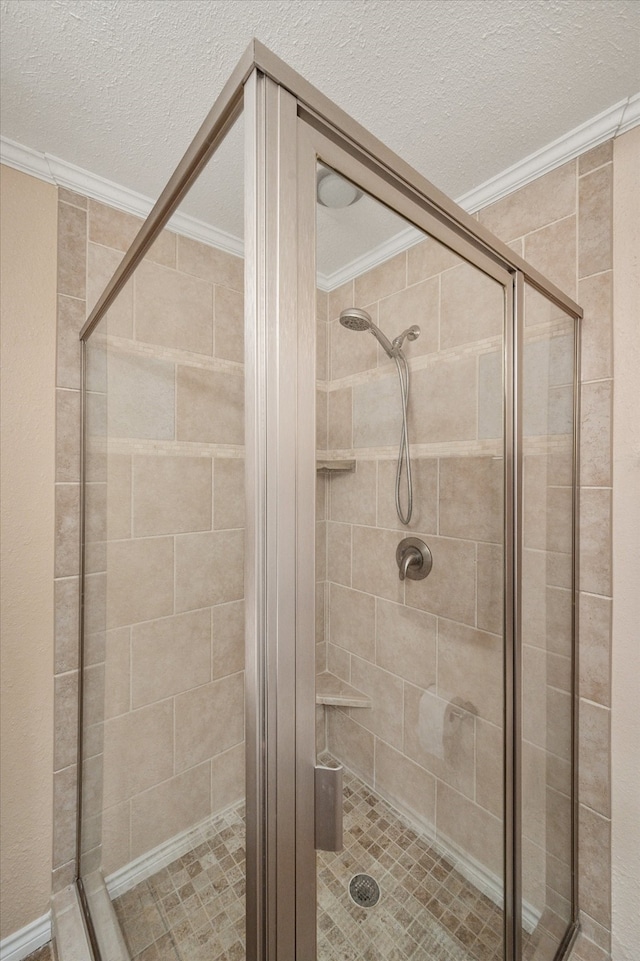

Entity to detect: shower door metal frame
[75,38,583,961]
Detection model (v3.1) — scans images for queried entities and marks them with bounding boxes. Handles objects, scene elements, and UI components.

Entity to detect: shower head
[339,308,395,357]
[339,307,374,332]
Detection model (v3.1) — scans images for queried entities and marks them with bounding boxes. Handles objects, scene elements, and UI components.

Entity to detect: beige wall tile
[404,682,476,797]
[438,620,502,726]
[578,805,611,929]
[579,700,610,816]
[55,483,80,578]
[174,672,244,773]
[135,260,213,355]
[407,236,461,285]
[103,700,174,807]
[317,318,328,382]
[212,599,244,679]
[439,456,502,543]
[579,272,612,382]
[327,642,350,681]
[521,741,547,847]
[53,765,78,869]
[175,528,244,612]
[351,525,404,604]
[327,387,352,450]
[55,576,80,674]
[326,711,374,784]
[317,388,328,451]
[102,801,130,877]
[579,487,611,596]
[211,743,245,813]
[376,457,437,534]
[440,263,503,349]
[578,593,611,707]
[88,201,176,267]
[524,216,577,299]
[130,762,211,860]
[328,279,355,321]
[349,656,404,749]
[354,251,406,306]
[478,161,576,241]
[104,627,130,719]
[176,235,243,291]
[579,141,613,176]
[330,316,378,379]
[106,536,174,628]
[133,454,212,536]
[476,542,503,635]
[376,598,436,689]
[579,164,613,278]
[378,277,439,357]
[476,719,503,818]
[54,671,79,771]
[580,380,612,487]
[87,243,133,338]
[327,522,351,587]
[59,187,87,208]
[56,388,80,483]
[404,536,476,625]
[374,739,436,826]
[436,782,502,877]
[131,609,211,708]
[108,351,175,441]
[57,295,84,389]
[316,581,325,645]
[106,453,131,541]
[329,460,376,526]
[411,355,477,444]
[352,372,401,448]
[58,201,86,299]
[316,519,326,583]
[328,583,375,660]
[213,457,244,531]
[176,366,243,445]
[214,285,243,364]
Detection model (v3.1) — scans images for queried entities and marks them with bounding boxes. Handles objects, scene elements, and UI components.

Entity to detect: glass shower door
[302,134,510,961]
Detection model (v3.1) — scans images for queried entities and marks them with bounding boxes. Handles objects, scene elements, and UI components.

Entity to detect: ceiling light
[317,169,363,208]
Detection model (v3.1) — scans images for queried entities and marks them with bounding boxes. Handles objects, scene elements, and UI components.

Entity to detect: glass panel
[521,285,576,959]
[80,108,247,959]
[315,162,506,960]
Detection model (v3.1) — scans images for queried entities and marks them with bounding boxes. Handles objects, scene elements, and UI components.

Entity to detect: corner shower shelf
[315,672,372,709]
[316,460,356,474]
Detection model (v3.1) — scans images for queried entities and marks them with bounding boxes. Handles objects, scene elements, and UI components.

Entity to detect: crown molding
[457,93,640,214]
[2,91,638,288]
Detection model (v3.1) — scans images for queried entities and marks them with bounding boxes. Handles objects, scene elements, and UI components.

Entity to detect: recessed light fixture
[316,168,363,208]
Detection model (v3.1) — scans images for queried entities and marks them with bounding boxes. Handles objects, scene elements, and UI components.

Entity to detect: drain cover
[349,873,381,908]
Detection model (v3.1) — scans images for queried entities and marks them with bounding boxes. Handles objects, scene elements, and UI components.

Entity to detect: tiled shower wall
[316,243,507,892]
[53,195,245,888]
[54,142,613,956]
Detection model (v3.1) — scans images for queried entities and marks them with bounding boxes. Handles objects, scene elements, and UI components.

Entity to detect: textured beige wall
[611,126,640,961]
[0,165,57,936]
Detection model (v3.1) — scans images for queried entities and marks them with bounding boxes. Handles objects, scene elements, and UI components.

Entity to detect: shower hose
[393,350,413,525]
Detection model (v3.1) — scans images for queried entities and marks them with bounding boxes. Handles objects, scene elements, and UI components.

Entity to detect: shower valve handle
[396,537,433,581]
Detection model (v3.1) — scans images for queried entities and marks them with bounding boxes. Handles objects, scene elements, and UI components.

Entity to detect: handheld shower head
[339,308,395,357]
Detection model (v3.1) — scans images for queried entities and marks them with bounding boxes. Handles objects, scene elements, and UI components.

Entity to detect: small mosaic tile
[112,763,563,960]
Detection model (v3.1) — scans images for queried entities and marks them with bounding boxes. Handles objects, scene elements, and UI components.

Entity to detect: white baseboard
[0,914,51,961]
[105,797,243,900]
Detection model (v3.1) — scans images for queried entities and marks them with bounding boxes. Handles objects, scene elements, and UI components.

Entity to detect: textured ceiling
[2,0,639,273]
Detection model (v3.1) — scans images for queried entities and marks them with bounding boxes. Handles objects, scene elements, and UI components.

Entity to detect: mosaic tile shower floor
[113,767,506,961]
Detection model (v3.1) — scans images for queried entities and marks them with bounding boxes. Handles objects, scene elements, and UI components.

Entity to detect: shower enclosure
[76,41,581,961]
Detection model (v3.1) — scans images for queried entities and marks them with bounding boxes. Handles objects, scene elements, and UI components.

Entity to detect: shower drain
[348,873,381,908]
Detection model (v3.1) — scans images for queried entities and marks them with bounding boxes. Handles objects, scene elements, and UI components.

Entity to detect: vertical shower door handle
[314,764,344,852]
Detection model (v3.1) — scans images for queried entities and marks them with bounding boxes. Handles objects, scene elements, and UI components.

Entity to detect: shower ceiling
[1,0,639,275]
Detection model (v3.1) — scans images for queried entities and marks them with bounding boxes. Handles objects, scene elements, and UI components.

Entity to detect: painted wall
[611,126,640,961]
[0,166,56,936]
